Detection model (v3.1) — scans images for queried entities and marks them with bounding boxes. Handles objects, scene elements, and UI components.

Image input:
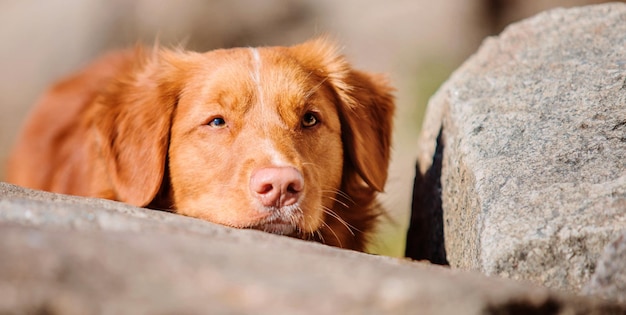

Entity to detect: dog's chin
[248,203,314,236]
[252,218,297,235]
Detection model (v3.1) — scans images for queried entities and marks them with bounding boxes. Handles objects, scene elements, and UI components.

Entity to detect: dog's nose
[250,167,304,208]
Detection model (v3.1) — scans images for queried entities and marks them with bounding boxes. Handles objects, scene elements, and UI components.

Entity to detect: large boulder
[1,182,623,314]
[409,2,626,296]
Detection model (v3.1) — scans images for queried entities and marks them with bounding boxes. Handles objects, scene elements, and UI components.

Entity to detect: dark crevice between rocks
[405,128,448,265]
[484,298,561,315]
[484,297,626,315]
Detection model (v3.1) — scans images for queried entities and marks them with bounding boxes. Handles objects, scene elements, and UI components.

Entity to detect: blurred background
[0,0,619,256]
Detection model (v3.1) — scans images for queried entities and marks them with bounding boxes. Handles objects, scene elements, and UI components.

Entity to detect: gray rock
[1,182,623,314]
[415,3,626,293]
[584,231,626,303]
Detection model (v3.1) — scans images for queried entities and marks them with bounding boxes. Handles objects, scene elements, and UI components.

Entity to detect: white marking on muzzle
[262,139,290,167]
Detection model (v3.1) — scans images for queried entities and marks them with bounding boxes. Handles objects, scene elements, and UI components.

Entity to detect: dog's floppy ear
[91,48,188,206]
[338,70,395,191]
[335,70,395,192]
[291,38,395,192]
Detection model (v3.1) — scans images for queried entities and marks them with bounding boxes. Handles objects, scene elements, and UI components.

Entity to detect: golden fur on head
[6,38,395,251]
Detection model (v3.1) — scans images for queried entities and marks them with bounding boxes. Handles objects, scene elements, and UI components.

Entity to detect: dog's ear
[335,70,395,192]
[91,48,188,206]
[291,38,395,192]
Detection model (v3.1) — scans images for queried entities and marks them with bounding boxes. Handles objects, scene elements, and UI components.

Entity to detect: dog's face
[168,47,344,235]
[93,38,394,247]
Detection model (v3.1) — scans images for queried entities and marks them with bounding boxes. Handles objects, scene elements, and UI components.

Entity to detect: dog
[5,38,395,251]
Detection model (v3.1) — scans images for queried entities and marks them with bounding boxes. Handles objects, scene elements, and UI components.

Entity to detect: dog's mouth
[249,205,306,236]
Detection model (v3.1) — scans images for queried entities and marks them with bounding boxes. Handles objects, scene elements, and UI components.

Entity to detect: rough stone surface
[1,182,624,314]
[584,231,626,303]
[414,3,626,294]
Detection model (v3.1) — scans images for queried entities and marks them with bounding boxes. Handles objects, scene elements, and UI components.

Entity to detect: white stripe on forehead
[249,48,265,110]
[249,47,289,167]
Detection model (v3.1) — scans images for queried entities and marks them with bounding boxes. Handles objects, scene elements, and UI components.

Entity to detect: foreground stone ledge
[413,2,626,295]
[0,182,623,314]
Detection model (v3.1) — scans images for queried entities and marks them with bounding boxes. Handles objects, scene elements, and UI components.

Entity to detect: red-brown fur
[6,39,394,251]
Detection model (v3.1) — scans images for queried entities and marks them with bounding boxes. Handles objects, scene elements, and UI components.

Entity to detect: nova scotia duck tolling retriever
[6,38,395,252]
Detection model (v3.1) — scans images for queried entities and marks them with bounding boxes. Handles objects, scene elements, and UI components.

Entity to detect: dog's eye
[301,112,319,128]
[207,117,227,128]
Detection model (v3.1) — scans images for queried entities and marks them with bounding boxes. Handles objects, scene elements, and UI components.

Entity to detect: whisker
[315,229,325,243]
[320,186,356,205]
[335,190,355,205]
[301,209,318,242]
[296,167,355,206]
[322,206,357,236]
[322,194,350,209]
[320,219,342,248]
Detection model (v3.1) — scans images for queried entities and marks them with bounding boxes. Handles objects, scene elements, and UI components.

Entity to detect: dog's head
[93,38,394,244]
